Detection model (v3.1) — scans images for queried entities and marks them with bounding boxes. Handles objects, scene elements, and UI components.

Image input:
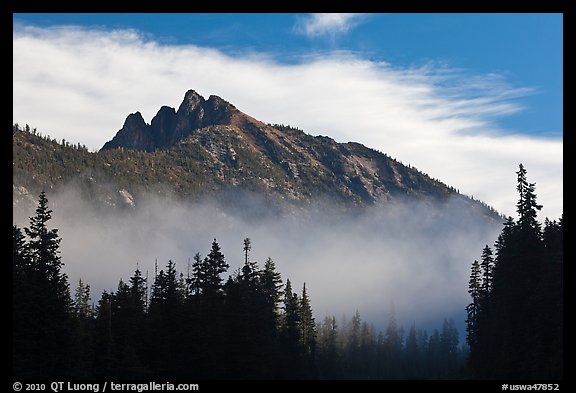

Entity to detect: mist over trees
[14,164,562,379]
[466,164,563,379]
[13,192,466,380]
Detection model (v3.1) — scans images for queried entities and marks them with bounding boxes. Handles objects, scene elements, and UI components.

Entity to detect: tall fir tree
[404,323,420,378]
[13,225,31,376]
[202,239,229,296]
[260,257,283,330]
[316,315,340,378]
[148,261,184,376]
[189,252,204,296]
[192,240,229,378]
[479,245,494,296]
[14,192,73,378]
[516,163,542,233]
[69,279,95,378]
[299,283,317,377]
[93,291,115,378]
[74,279,93,318]
[439,318,459,375]
[258,257,284,371]
[383,306,403,378]
[279,279,302,378]
[465,260,482,352]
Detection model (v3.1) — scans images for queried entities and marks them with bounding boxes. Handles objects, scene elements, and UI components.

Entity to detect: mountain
[101,91,240,152]
[13,90,500,219]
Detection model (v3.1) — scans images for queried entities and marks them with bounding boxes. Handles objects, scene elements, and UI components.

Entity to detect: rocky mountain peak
[178,89,205,114]
[101,111,154,151]
[207,94,234,108]
[125,111,146,127]
[102,90,239,152]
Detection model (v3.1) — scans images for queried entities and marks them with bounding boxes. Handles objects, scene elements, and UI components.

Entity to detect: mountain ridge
[101,90,250,152]
[13,90,501,221]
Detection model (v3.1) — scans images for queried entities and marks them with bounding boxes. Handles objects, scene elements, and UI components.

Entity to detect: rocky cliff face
[100,112,153,151]
[102,90,239,152]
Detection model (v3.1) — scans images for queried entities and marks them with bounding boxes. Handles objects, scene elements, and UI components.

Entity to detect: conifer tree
[316,315,340,378]
[74,279,93,318]
[189,252,203,296]
[93,291,115,378]
[516,163,542,233]
[299,283,316,376]
[404,323,420,377]
[279,279,302,377]
[69,279,95,378]
[282,279,301,342]
[439,318,459,374]
[202,239,229,296]
[466,260,482,350]
[16,192,73,377]
[13,225,31,376]
[260,257,283,327]
[129,267,148,314]
[191,240,230,378]
[148,261,184,375]
[480,245,494,296]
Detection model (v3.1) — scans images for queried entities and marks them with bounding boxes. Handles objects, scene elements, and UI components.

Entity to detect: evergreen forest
[13,165,562,379]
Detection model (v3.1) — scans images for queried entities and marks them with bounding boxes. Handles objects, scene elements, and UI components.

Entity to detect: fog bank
[13,189,502,333]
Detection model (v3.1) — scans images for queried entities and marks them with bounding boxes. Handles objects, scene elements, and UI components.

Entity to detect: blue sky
[13,13,563,219]
[14,13,562,137]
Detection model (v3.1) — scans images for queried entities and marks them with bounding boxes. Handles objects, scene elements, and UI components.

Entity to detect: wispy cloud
[12,25,562,220]
[294,13,367,39]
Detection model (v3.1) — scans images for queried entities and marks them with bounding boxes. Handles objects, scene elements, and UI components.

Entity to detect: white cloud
[294,13,366,38]
[12,25,563,220]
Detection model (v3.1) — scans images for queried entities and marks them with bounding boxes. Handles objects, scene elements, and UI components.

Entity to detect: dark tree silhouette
[480,246,494,296]
[299,283,317,377]
[202,239,229,296]
[13,192,73,378]
[466,164,562,379]
[466,260,482,352]
[148,261,184,376]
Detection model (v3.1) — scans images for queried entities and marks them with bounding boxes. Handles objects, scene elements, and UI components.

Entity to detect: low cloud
[12,25,562,220]
[13,189,502,333]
